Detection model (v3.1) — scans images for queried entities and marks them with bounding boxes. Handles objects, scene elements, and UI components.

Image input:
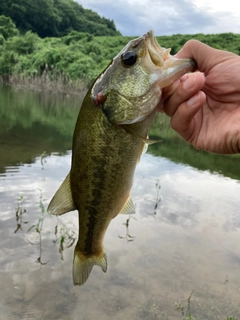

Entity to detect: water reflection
[1,87,240,319]
[0,86,82,175]
[1,86,240,179]
[1,152,240,319]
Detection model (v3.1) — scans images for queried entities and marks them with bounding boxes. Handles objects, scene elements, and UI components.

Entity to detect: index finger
[176,40,234,74]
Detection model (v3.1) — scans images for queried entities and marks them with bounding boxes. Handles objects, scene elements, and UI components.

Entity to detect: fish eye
[121,51,137,67]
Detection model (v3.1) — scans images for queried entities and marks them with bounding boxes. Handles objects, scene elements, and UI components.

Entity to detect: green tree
[6,31,39,55]
[0,0,121,37]
[0,15,18,40]
[6,0,60,37]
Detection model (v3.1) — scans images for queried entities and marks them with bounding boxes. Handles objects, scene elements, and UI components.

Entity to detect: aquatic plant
[174,290,239,320]
[174,290,194,317]
[27,189,50,264]
[53,218,76,260]
[118,216,136,242]
[15,194,27,233]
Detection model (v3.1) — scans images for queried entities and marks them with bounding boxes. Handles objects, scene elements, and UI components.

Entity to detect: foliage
[0,14,18,40]
[1,18,240,83]
[0,0,120,37]
[156,32,240,55]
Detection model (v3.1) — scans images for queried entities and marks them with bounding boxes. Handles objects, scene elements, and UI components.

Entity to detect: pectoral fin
[47,173,76,215]
[119,196,135,215]
[122,125,161,144]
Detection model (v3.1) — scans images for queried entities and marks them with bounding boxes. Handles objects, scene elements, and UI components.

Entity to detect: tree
[0,0,121,37]
[0,15,18,40]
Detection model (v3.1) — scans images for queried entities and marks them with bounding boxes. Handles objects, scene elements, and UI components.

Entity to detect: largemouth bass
[48,30,195,286]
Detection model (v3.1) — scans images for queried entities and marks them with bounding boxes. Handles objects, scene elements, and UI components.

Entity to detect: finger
[157,79,180,111]
[176,40,233,73]
[170,91,206,142]
[163,72,205,117]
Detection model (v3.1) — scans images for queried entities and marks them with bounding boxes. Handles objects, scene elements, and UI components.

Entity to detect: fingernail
[187,93,199,106]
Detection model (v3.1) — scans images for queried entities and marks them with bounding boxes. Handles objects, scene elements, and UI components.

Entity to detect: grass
[6,72,90,96]
[173,290,239,320]
[15,194,27,233]
[15,154,78,264]
[182,316,238,320]
[27,188,51,265]
[24,187,76,263]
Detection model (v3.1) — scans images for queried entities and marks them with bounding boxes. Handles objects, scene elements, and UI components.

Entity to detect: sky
[76,0,240,36]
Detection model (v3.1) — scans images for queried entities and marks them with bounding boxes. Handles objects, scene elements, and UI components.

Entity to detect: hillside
[0,0,121,37]
[1,15,240,83]
[1,12,240,89]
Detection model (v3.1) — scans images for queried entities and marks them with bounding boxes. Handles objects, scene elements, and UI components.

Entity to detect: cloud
[77,0,240,36]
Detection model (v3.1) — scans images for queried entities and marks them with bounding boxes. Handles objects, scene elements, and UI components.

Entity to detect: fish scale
[72,96,146,256]
[47,30,195,285]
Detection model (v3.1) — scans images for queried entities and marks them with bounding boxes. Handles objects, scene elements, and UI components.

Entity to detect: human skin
[158,40,240,154]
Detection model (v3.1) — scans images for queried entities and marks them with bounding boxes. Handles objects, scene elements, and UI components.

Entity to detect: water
[0,87,240,320]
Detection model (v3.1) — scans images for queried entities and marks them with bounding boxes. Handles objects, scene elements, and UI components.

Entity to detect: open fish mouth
[142,30,196,90]
[144,30,172,67]
[144,30,196,72]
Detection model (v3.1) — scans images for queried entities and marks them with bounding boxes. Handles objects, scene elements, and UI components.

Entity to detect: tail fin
[73,245,107,286]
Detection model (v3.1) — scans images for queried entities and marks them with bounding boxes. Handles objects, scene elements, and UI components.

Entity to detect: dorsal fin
[47,173,76,215]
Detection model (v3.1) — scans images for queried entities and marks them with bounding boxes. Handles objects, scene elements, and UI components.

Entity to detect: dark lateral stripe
[83,138,115,254]
[84,164,106,253]
[84,205,97,254]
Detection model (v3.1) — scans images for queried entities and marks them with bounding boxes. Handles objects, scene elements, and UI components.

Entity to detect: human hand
[158,40,240,154]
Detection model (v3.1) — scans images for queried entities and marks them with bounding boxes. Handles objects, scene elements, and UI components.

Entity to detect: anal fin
[47,173,76,215]
[119,195,135,215]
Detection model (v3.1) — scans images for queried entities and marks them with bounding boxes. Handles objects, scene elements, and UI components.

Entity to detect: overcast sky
[76,0,240,36]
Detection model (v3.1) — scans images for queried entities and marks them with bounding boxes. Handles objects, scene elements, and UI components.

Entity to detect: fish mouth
[144,30,197,71]
[143,30,196,87]
[144,30,171,67]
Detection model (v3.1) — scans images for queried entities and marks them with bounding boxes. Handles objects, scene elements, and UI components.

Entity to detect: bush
[0,15,19,40]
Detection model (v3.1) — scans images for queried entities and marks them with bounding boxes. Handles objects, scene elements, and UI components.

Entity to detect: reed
[1,72,90,96]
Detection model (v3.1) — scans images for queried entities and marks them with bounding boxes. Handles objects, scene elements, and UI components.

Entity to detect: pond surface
[0,87,240,320]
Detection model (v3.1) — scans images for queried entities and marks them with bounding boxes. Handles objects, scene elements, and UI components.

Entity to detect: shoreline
[0,74,90,96]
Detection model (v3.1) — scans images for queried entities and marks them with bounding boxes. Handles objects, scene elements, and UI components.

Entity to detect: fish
[47,30,195,286]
